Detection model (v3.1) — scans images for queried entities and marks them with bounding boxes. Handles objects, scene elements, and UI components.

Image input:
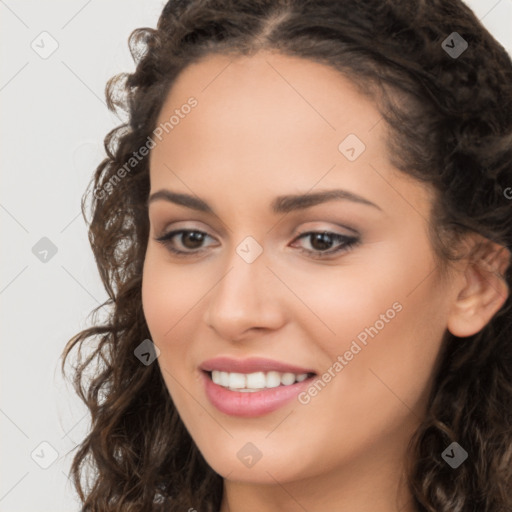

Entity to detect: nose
[203,247,286,342]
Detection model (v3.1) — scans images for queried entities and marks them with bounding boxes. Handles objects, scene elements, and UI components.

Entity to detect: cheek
[141,253,200,395]
[141,251,206,340]
[282,257,403,358]
[281,277,446,474]
[141,254,200,407]
[291,239,446,416]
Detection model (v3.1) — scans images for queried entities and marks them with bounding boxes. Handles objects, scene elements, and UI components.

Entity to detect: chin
[194,437,313,484]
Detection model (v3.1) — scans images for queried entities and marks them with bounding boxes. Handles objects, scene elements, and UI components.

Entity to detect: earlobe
[447,241,510,338]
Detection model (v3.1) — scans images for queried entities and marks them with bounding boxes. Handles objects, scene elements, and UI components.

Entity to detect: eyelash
[154,229,360,259]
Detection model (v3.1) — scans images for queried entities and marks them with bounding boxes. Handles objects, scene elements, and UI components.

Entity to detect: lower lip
[201,371,315,417]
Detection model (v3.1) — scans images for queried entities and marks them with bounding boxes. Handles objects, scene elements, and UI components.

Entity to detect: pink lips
[200,357,316,417]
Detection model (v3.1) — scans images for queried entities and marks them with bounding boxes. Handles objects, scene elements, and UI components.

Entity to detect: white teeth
[212,370,222,385]
[209,370,312,390]
[228,372,246,389]
[246,371,266,388]
[281,372,296,386]
[220,371,230,387]
[266,371,281,388]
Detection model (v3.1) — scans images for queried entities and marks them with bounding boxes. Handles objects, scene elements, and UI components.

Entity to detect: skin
[141,51,509,511]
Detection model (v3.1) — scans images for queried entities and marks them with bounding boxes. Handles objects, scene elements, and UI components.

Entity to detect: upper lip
[200,357,316,375]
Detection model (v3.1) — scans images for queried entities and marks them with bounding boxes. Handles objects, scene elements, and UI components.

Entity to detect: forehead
[156,50,381,140]
[148,51,432,219]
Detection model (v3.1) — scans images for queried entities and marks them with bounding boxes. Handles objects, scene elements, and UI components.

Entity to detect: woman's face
[142,51,459,486]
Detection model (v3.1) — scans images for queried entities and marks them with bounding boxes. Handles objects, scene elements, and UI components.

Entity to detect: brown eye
[155,229,215,256]
[309,232,336,251]
[180,231,206,249]
[290,231,360,259]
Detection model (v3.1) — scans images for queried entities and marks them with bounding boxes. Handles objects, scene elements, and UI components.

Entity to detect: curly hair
[61,0,512,510]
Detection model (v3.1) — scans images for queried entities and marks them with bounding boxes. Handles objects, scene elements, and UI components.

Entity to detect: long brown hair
[61,1,512,510]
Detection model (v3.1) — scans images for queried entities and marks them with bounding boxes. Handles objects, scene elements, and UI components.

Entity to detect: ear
[447,238,510,338]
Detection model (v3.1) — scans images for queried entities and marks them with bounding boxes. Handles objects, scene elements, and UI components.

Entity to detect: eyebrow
[147,188,382,214]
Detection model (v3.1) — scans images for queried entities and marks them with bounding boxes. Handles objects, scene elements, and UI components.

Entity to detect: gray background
[1,1,511,510]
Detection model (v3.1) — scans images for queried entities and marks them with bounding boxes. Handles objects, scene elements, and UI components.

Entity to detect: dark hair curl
[61,1,512,510]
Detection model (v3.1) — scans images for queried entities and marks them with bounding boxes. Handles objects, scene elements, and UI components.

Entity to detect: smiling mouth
[204,370,317,392]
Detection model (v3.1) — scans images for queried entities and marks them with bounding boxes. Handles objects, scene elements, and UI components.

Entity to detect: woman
[62,0,512,510]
